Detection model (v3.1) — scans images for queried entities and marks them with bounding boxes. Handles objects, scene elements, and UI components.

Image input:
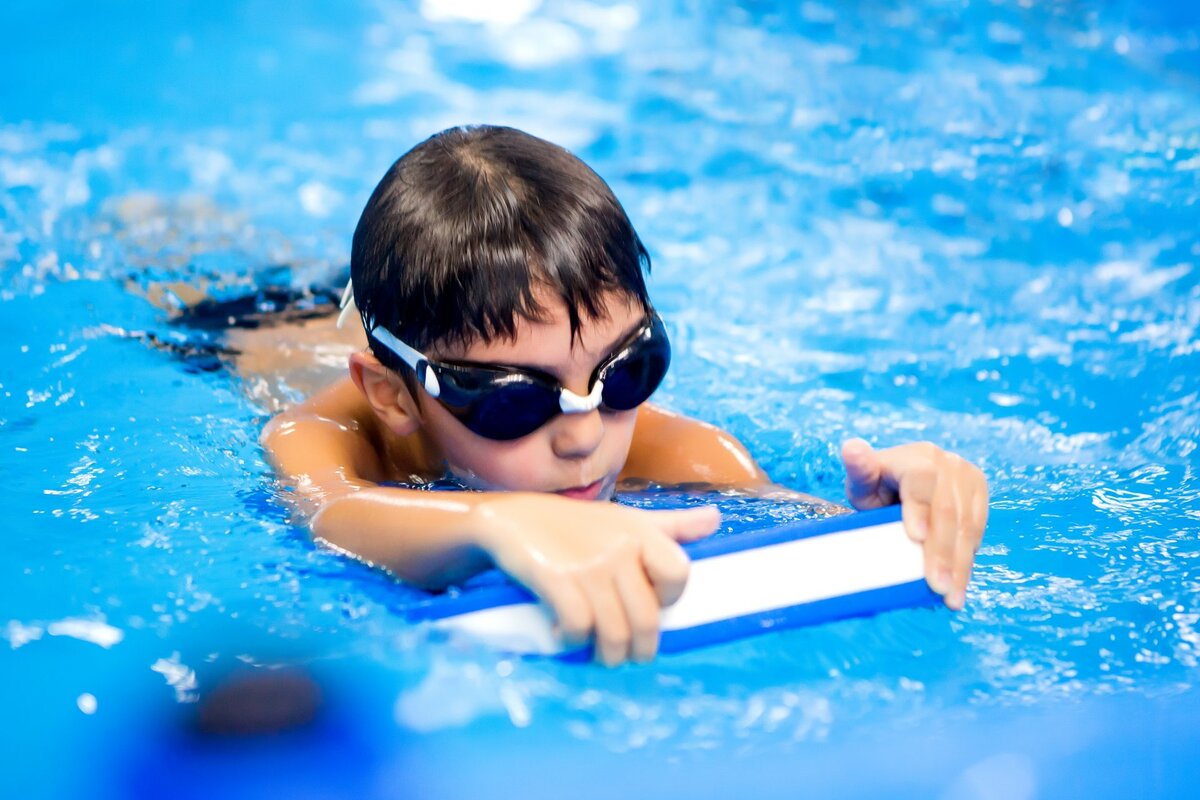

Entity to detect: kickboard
[405,505,938,658]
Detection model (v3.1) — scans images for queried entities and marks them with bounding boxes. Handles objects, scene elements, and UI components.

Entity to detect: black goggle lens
[599,335,670,411]
[433,315,670,441]
[463,380,561,441]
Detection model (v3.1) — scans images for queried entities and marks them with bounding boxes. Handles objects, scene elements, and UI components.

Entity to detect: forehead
[437,290,644,368]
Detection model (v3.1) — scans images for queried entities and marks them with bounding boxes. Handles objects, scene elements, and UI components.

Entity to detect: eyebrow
[452,316,645,375]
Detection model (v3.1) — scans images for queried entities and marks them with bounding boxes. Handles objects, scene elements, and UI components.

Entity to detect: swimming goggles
[340,281,670,441]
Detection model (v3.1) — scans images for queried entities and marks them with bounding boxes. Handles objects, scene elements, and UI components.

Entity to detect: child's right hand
[470,493,721,666]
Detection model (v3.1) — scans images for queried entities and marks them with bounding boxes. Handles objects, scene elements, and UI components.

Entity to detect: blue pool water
[3,1,1200,797]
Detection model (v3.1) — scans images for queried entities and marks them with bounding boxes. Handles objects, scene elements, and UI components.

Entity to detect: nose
[549,407,605,460]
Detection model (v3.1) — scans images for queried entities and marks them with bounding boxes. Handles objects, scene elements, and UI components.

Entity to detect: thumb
[842,438,887,509]
[654,504,721,543]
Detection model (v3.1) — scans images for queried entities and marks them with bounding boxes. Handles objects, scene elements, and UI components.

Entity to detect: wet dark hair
[350,125,652,371]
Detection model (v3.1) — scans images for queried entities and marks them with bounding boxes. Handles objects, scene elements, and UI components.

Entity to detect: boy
[262,125,988,667]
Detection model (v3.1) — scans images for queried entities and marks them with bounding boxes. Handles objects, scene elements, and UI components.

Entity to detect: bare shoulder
[621,403,769,488]
[264,373,370,430]
[261,376,388,501]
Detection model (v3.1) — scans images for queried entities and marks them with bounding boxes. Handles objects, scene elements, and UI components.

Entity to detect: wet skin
[254,289,987,664]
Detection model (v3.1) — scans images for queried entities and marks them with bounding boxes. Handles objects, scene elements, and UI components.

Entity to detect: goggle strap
[368,324,442,398]
[559,379,604,414]
[336,279,357,330]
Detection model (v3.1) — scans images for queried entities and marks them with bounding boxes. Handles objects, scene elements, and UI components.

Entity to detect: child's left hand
[840,438,988,610]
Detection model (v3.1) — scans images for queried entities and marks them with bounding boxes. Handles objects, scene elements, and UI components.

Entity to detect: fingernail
[951,590,966,610]
[910,519,928,542]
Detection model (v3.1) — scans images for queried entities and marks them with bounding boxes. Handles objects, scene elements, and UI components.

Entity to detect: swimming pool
[3,0,1199,797]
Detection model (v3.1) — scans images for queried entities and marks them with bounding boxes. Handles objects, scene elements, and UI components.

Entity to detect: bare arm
[261,378,494,587]
[261,378,721,665]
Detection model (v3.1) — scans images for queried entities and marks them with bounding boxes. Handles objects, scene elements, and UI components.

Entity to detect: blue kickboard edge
[403,504,941,658]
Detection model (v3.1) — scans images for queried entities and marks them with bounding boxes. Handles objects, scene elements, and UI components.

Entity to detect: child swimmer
[262,126,988,666]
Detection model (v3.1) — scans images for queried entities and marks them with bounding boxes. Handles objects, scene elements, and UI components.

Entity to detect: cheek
[424,404,640,492]
[603,408,638,458]
[461,437,550,490]
[422,404,551,490]
[480,438,549,489]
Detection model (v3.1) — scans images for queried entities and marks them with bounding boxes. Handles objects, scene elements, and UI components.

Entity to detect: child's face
[417,290,646,501]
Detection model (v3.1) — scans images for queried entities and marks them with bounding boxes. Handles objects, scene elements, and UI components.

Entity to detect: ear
[348,351,423,437]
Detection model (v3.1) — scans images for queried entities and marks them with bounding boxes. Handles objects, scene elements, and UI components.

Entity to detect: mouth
[554,478,606,501]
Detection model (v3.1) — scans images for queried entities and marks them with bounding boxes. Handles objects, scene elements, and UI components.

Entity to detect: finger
[654,505,721,543]
[533,573,593,647]
[581,575,631,667]
[971,466,991,541]
[897,459,937,544]
[615,562,662,663]
[640,533,691,607]
[842,438,888,509]
[948,464,989,610]
[923,453,960,602]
